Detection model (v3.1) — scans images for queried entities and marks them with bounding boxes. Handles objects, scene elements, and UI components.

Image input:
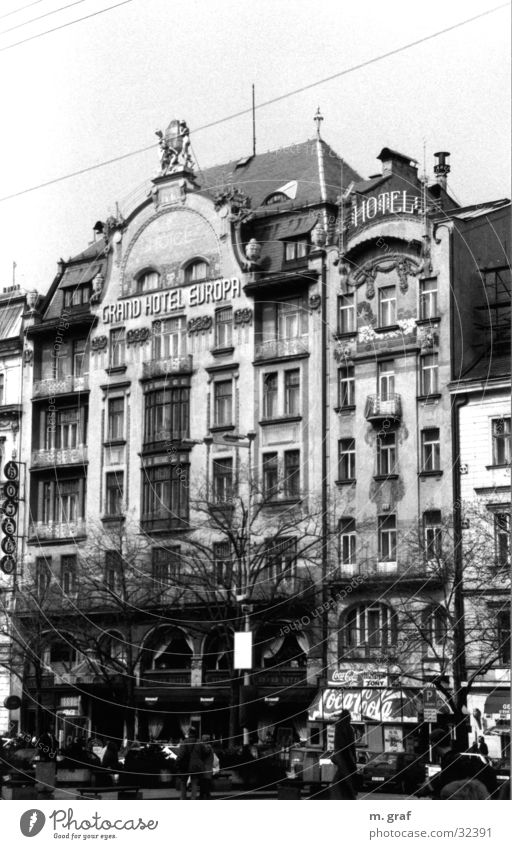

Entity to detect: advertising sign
[234,631,253,670]
[309,688,420,723]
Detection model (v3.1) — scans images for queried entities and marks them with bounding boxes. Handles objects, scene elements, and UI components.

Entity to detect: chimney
[433,151,451,190]
[377,148,418,180]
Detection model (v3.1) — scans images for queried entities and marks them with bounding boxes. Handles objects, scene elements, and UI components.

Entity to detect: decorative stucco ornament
[26,290,38,311]
[309,294,321,311]
[155,119,194,175]
[90,271,104,304]
[214,188,252,224]
[245,238,262,265]
[234,308,253,326]
[311,220,327,248]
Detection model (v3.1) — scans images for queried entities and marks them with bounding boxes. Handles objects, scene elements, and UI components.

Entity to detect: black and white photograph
[0,0,510,845]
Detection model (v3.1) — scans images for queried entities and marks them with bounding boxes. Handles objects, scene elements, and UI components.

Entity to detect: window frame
[283,449,300,498]
[152,317,187,360]
[141,464,190,528]
[105,470,124,517]
[420,353,439,395]
[377,432,396,476]
[143,386,190,446]
[213,380,233,427]
[212,457,234,504]
[61,554,77,595]
[136,270,160,294]
[338,365,355,408]
[337,294,356,334]
[262,372,278,419]
[339,517,356,566]
[378,361,395,400]
[185,259,210,283]
[423,510,442,560]
[419,278,438,320]
[262,452,279,499]
[109,328,126,368]
[421,428,441,472]
[214,307,233,349]
[494,512,511,567]
[338,438,356,481]
[378,514,397,563]
[284,368,300,416]
[213,541,232,586]
[107,397,124,441]
[345,603,394,652]
[378,285,397,327]
[152,546,181,585]
[491,417,511,466]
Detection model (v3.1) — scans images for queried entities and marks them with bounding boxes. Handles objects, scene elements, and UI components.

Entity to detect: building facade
[10,117,511,754]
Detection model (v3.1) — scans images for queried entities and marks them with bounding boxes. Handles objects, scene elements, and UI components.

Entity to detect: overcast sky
[0,0,509,295]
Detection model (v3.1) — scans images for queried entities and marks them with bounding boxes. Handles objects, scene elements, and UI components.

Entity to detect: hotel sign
[352,191,424,227]
[103,276,241,324]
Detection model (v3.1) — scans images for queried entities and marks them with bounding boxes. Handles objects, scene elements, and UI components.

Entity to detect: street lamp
[225,431,256,746]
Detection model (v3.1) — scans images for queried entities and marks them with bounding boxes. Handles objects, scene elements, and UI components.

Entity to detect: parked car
[361,751,427,794]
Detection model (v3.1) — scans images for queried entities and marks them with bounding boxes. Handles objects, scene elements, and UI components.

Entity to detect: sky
[0,0,510,295]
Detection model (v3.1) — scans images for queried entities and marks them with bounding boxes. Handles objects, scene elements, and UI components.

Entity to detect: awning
[486,725,511,737]
[484,694,510,716]
[308,687,422,723]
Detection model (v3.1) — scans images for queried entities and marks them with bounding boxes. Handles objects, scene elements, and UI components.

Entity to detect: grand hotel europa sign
[351,190,424,227]
[102,276,241,324]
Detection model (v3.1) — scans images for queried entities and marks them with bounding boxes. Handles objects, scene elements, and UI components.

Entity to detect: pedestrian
[477,736,489,756]
[468,741,478,753]
[330,709,358,800]
[199,734,214,799]
[175,728,209,800]
[428,728,497,799]
[101,741,121,785]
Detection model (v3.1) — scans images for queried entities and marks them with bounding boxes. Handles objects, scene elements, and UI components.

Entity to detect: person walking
[330,709,358,800]
[101,741,121,785]
[198,734,214,799]
[176,729,208,800]
[478,736,489,756]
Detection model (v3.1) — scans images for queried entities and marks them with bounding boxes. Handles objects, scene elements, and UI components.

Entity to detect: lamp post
[223,431,256,745]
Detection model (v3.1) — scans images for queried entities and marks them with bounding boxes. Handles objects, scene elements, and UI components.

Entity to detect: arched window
[260,633,307,669]
[100,631,128,671]
[341,603,395,657]
[184,259,209,283]
[141,628,192,671]
[202,631,232,672]
[136,270,160,293]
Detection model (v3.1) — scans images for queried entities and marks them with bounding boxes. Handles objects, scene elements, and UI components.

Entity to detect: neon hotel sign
[352,191,424,227]
[103,276,241,324]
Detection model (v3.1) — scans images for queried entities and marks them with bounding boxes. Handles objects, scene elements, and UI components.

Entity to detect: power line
[0,0,133,51]
[0,0,88,36]
[0,2,508,203]
[0,0,45,21]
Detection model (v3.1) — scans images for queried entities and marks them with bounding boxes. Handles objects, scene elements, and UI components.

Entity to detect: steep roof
[198,137,362,209]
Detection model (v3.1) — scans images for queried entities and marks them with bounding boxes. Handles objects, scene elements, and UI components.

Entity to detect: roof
[377,147,418,165]
[446,198,510,221]
[198,137,362,208]
[0,301,24,340]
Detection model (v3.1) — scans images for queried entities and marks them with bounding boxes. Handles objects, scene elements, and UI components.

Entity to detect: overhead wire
[0,0,133,51]
[0,0,45,21]
[0,0,88,36]
[0,1,508,204]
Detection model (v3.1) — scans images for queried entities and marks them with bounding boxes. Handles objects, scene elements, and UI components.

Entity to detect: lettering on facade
[352,191,424,227]
[102,277,241,324]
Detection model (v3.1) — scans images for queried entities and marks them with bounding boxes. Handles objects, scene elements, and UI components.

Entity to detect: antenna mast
[252,84,256,157]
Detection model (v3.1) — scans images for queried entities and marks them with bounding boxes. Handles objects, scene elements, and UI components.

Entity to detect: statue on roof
[155,119,194,175]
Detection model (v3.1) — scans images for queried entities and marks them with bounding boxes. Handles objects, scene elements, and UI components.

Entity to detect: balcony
[141,669,191,685]
[31,445,88,468]
[335,561,444,588]
[364,394,402,424]
[33,374,89,398]
[142,355,193,379]
[28,519,86,541]
[254,336,309,361]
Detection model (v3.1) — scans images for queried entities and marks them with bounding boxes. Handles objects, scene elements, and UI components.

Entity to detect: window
[423,510,442,560]
[49,640,75,665]
[213,541,232,585]
[213,380,232,427]
[73,340,87,377]
[377,433,396,476]
[378,515,397,562]
[494,513,510,567]
[185,259,209,282]
[419,279,438,319]
[263,452,278,498]
[421,354,439,395]
[63,285,91,309]
[284,369,300,416]
[264,192,288,206]
[152,317,186,360]
[40,338,88,380]
[36,556,51,595]
[498,610,511,664]
[109,328,125,368]
[40,479,84,525]
[212,458,233,503]
[337,294,356,334]
[137,270,160,293]
[265,537,297,583]
[339,518,356,566]
[144,387,190,445]
[263,373,278,419]
[345,603,394,651]
[421,428,441,472]
[141,464,189,528]
[61,555,77,595]
[260,297,305,346]
[105,471,124,516]
[378,361,395,400]
[283,450,300,498]
[338,438,355,481]
[105,550,122,592]
[214,307,233,349]
[379,286,396,326]
[107,398,124,441]
[338,366,355,408]
[284,238,308,262]
[424,606,447,646]
[48,408,80,449]
[0,374,4,405]
[492,417,511,465]
[152,547,180,584]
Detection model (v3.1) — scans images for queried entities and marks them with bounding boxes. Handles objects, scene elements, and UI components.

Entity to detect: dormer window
[63,285,91,309]
[264,192,289,206]
[136,270,160,293]
[185,259,209,283]
[284,238,309,263]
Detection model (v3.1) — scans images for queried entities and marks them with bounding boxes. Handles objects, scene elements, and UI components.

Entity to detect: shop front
[135,688,231,743]
[468,689,511,759]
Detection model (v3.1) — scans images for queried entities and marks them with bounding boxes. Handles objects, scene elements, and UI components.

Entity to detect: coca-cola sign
[309,688,420,723]
[328,666,387,688]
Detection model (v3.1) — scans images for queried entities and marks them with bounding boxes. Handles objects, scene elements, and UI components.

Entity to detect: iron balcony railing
[254,336,309,361]
[142,355,193,378]
[364,393,402,422]
[33,374,89,398]
[31,445,87,467]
